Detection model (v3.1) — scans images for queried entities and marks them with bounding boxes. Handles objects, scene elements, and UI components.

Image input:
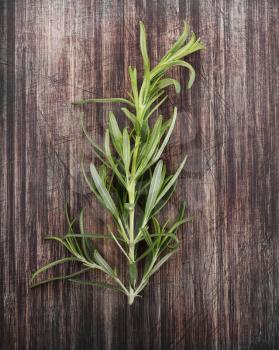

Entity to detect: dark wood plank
[0,0,278,349]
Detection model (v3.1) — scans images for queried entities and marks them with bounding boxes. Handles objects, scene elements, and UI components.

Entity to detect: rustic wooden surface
[1,0,279,349]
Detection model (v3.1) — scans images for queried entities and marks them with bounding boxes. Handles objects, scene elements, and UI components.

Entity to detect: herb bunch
[31,22,204,305]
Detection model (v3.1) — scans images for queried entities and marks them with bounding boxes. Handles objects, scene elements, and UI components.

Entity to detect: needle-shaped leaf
[81,160,106,206]
[144,160,163,223]
[137,116,163,175]
[152,217,161,234]
[171,32,198,60]
[104,130,126,186]
[148,250,177,277]
[31,267,91,288]
[152,107,177,163]
[151,181,177,218]
[144,95,168,121]
[70,279,125,293]
[139,69,151,104]
[167,218,189,234]
[44,235,71,252]
[79,209,93,262]
[139,21,150,72]
[72,97,134,108]
[156,78,181,94]
[63,234,116,240]
[156,156,187,204]
[121,107,142,134]
[179,37,205,56]
[122,128,131,175]
[129,263,138,288]
[93,250,115,277]
[109,111,123,156]
[173,60,196,89]
[140,227,153,247]
[90,163,119,217]
[164,22,190,57]
[121,107,137,124]
[99,164,107,183]
[129,67,139,108]
[144,90,165,112]
[150,59,200,90]
[30,257,81,285]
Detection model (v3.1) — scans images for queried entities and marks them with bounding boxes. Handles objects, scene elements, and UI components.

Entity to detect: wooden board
[1,0,278,349]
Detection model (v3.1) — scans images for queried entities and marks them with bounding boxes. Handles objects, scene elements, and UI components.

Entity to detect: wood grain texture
[0,0,278,349]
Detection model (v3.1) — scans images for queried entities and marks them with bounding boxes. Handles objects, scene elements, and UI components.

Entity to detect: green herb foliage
[31,22,204,305]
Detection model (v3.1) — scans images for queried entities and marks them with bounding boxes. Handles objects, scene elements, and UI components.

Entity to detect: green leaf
[93,250,115,276]
[65,237,83,259]
[30,257,81,285]
[150,232,179,246]
[148,251,177,277]
[144,90,165,112]
[174,60,196,89]
[167,218,188,234]
[140,227,153,247]
[144,95,168,121]
[31,267,91,288]
[152,217,161,234]
[139,69,151,104]
[151,181,177,217]
[69,278,125,293]
[190,40,205,55]
[99,164,107,183]
[104,130,126,186]
[81,160,105,205]
[136,116,163,175]
[72,97,134,108]
[129,263,138,287]
[144,160,163,222]
[129,67,139,108]
[44,235,71,252]
[63,234,116,240]
[108,111,122,140]
[121,107,137,124]
[161,22,190,61]
[152,107,177,163]
[136,231,180,256]
[171,32,198,60]
[156,156,187,204]
[90,163,119,217]
[150,59,199,89]
[108,111,123,156]
[122,128,131,175]
[157,78,181,94]
[139,21,150,72]
[79,209,93,262]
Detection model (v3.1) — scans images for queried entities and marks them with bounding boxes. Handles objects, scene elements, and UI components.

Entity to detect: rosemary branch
[31,21,204,305]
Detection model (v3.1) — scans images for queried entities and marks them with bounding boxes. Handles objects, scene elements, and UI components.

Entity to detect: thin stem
[128,135,141,263]
[128,289,136,305]
[128,183,135,262]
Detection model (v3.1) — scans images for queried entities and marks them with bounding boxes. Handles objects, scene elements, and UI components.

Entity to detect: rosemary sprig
[31,22,204,305]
